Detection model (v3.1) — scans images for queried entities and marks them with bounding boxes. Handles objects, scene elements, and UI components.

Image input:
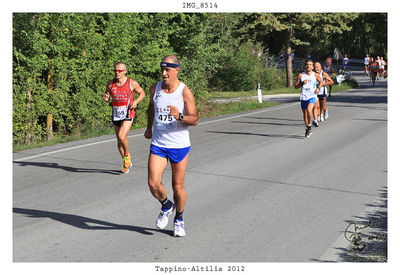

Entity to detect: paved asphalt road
[13,67,387,265]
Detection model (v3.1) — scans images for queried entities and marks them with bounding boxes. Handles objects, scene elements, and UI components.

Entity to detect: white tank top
[300,72,318,100]
[151,81,190,148]
[318,71,327,95]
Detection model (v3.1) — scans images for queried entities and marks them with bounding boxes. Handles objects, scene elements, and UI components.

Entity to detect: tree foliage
[240,13,359,87]
[13,12,387,146]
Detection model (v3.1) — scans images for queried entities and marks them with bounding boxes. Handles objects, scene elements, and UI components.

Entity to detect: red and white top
[111,78,135,121]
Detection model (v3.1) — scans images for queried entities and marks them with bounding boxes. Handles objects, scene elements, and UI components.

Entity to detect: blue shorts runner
[150,144,191,163]
[300,97,317,110]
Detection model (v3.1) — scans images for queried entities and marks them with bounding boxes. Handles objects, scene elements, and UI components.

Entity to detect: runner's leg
[302,109,308,126]
[307,103,315,126]
[372,71,376,86]
[170,154,189,214]
[314,98,320,121]
[320,98,327,113]
[114,120,133,158]
[113,124,123,157]
[148,153,169,201]
[320,98,327,119]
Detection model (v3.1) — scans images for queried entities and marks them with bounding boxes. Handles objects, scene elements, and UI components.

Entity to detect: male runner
[103,62,145,173]
[379,56,386,79]
[343,54,349,72]
[376,56,382,80]
[315,62,334,121]
[369,55,373,82]
[295,60,323,138]
[364,54,370,75]
[323,58,335,98]
[326,56,333,67]
[369,57,379,86]
[144,55,198,237]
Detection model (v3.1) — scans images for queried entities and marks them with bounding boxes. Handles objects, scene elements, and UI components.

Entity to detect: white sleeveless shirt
[317,71,327,95]
[300,71,318,100]
[151,81,190,148]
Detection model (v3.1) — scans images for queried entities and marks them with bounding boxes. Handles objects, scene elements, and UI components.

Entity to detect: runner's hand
[130,102,138,109]
[167,105,179,120]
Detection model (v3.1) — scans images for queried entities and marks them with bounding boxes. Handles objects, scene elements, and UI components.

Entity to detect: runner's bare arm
[168,86,198,126]
[103,80,113,101]
[180,86,198,126]
[322,72,334,86]
[144,84,156,139]
[130,80,146,109]
[294,73,303,89]
[315,74,323,93]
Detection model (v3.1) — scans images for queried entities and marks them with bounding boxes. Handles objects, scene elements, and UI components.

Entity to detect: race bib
[155,107,176,130]
[113,105,128,121]
[303,80,314,92]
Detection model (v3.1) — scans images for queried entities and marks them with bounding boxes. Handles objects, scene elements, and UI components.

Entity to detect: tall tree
[330,13,387,58]
[241,13,357,87]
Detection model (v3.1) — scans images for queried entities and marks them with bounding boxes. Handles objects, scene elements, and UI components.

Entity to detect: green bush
[12,13,288,148]
[257,67,286,91]
[211,42,259,91]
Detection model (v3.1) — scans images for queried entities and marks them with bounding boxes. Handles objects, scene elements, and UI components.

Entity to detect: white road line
[14,133,144,162]
[14,102,298,162]
[200,102,298,125]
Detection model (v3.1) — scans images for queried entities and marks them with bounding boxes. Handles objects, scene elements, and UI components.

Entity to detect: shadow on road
[206,130,304,139]
[231,120,302,127]
[13,161,122,175]
[329,75,387,106]
[310,186,387,262]
[246,117,303,122]
[352,118,387,122]
[338,186,387,262]
[328,89,387,111]
[13,207,172,236]
[329,95,387,104]
[187,170,378,198]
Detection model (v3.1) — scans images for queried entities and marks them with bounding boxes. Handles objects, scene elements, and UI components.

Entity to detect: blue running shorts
[300,97,317,110]
[150,144,191,163]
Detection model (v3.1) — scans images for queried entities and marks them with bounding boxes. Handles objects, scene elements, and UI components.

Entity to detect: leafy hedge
[13,13,285,146]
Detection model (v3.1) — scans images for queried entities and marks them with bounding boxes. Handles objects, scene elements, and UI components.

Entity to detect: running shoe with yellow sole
[121,153,132,174]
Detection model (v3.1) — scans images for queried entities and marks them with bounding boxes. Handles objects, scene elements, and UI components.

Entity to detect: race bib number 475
[156,107,176,129]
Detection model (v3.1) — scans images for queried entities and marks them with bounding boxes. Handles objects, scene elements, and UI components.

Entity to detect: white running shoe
[312,119,319,127]
[156,204,175,229]
[320,114,324,121]
[324,110,329,120]
[173,220,186,237]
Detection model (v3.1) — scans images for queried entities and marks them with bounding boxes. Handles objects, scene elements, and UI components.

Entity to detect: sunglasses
[114,69,125,73]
